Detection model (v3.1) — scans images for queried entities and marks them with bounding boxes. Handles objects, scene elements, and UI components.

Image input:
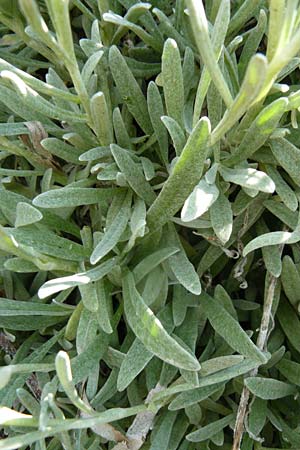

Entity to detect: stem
[186,0,233,109]
[232,247,284,450]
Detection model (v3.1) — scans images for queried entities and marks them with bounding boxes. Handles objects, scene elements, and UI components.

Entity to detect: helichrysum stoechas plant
[2,0,300,449]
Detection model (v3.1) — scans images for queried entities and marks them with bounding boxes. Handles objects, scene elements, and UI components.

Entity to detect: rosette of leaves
[1,0,300,449]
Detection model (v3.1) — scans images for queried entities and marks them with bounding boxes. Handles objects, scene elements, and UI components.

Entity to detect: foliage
[0,0,300,449]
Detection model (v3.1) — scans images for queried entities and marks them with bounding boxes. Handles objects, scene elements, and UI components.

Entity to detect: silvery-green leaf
[281,255,300,306]
[181,179,219,222]
[4,257,38,273]
[266,164,298,211]
[123,270,200,371]
[186,413,235,442]
[193,0,230,125]
[38,257,117,298]
[33,187,116,208]
[79,146,111,162]
[256,219,282,277]
[15,203,43,228]
[79,283,98,313]
[245,377,297,400]
[133,246,179,284]
[201,291,268,363]
[277,358,300,386]
[243,230,300,257]
[149,410,178,450]
[277,297,300,354]
[238,8,267,78]
[219,166,275,193]
[169,382,224,410]
[0,298,70,330]
[270,138,300,186]
[111,145,156,206]
[163,223,201,295]
[41,138,83,164]
[161,115,186,156]
[112,107,132,150]
[147,117,211,230]
[205,163,219,185]
[211,54,267,144]
[248,397,267,438]
[91,92,113,146]
[90,191,132,265]
[186,0,233,109]
[141,157,155,181]
[109,46,152,134]
[264,199,298,229]
[210,192,233,244]
[55,351,93,413]
[81,50,103,86]
[162,38,184,128]
[76,307,98,354]
[147,81,168,165]
[95,279,113,334]
[224,98,288,166]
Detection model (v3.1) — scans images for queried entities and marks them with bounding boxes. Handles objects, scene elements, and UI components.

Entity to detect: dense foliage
[1,0,300,449]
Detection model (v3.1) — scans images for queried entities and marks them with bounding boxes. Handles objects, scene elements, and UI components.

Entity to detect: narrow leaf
[201,292,268,363]
[210,191,233,244]
[123,271,200,371]
[245,377,297,400]
[181,179,219,222]
[147,117,210,230]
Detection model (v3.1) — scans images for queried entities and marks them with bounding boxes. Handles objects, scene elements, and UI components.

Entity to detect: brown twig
[232,253,283,450]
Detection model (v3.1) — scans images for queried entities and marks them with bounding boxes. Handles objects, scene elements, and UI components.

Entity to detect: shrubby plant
[1,0,300,448]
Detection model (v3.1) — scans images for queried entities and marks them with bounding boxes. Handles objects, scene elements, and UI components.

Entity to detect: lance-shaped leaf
[169,382,224,410]
[245,377,297,400]
[161,116,186,156]
[147,117,211,230]
[90,191,132,264]
[111,144,156,205]
[219,166,275,193]
[109,45,152,134]
[281,255,300,307]
[277,358,300,386]
[0,71,87,122]
[210,191,233,244]
[201,292,268,363]
[122,270,200,371]
[277,296,300,353]
[55,351,93,413]
[118,306,173,391]
[181,179,219,222]
[193,0,230,125]
[248,397,267,438]
[256,219,282,278]
[162,38,184,128]
[163,223,201,295]
[186,413,235,442]
[38,257,117,298]
[133,247,179,284]
[147,81,168,164]
[243,229,300,257]
[91,92,113,146]
[270,138,300,187]
[15,203,43,228]
[186,0,233,108]
[211,54,268,144]
[265,165,298,212]
[224,98,288,166]
[33,187,116,208]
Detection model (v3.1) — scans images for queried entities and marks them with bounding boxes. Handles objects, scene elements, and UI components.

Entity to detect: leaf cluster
[1,1,300,449]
